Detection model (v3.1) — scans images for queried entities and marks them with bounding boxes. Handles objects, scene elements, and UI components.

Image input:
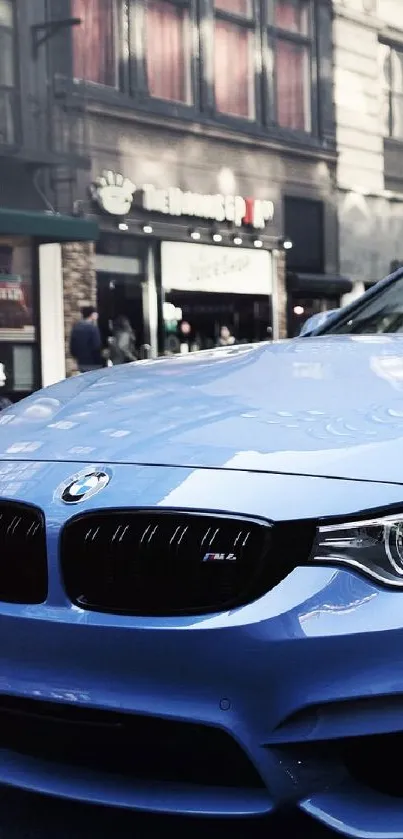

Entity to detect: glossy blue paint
[2,338,403,482]
[2,343,403,834]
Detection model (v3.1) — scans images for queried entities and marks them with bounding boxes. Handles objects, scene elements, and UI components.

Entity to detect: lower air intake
[61,510,272,616]
[0,695,264,789]
[0,502,47,604]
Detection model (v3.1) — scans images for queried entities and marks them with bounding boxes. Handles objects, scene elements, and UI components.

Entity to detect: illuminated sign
[90,170,274,229]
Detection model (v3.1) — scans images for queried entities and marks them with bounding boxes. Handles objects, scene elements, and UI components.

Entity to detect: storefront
[88,170,281,356]
[0,161,98,401]
[161,241,273,351]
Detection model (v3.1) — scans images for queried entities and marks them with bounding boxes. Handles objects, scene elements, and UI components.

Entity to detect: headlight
[309,515,403,587]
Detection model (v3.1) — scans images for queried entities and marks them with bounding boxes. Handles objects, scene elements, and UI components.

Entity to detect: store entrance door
[96,246,149,359]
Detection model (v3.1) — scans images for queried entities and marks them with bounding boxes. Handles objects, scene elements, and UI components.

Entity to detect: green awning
[0,208,99,242]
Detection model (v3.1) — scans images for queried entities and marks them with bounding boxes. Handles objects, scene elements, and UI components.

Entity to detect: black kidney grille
[0,502,47,604]
[61,510,273,616]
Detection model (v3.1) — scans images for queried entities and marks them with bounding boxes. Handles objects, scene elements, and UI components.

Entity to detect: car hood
[3,336,403,484]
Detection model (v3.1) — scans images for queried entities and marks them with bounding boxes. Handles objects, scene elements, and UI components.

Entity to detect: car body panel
[2,344,403,835]
[2,459,403,831]
[2,338,403,484]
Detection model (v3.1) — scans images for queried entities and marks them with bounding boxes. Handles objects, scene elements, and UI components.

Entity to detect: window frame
[67,0,330,147]
[129,0,200,117]
[210,0,262,126]
[0,0,18,148]
[380,39,403,142]
[265,0,317,135]
[70,0,126,91]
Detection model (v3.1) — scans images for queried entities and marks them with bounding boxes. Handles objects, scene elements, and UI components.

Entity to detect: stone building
[334,0,403,299]
[7,0,385,397]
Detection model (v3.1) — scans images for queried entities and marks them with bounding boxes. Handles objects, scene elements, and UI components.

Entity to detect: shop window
[0,237,37,396]
[146,0,192,103]
[0,238,35,339]
[72,0,119,87]
[271,0,312,132]
[380,41,403,140]
[0,0,15,145]
[214,0,255,119]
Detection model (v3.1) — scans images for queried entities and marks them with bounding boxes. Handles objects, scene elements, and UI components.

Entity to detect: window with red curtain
[72,0,118,87]
[274,0,308,33]
[146,0,191,103]
[214,0,255,119]
[0,0,15,144]
[273,0,311,132]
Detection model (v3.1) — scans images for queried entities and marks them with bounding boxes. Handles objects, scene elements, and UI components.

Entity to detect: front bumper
[1,460,403,836]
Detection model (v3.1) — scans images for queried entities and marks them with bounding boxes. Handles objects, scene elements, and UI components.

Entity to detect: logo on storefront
[90,171,274,229]
[89,170,136,216]
[58,470,111,504]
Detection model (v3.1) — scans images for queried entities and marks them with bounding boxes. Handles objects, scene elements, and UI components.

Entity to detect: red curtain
[275,0,302,32]
[215,0,250,14]
[215,21,252,117]
[72,0,116,86]
[146,0,188,102]
[276,39,307,130]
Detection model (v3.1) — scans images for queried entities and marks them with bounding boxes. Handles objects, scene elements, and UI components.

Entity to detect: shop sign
[0,276,24,303]
[90,171,274,229]
[161,241,272,296]
[141,185,274,230]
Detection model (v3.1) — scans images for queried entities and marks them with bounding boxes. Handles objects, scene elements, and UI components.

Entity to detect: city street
[0,787,333,839]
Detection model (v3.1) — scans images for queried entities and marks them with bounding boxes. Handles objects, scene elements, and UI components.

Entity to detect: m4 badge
[202,552,237,562]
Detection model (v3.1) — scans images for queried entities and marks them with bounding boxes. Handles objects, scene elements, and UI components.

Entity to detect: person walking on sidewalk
[109,315,137,365]
[70,306,103,374]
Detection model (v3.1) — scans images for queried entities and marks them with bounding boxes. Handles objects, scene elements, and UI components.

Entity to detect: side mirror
[299,308,340,336]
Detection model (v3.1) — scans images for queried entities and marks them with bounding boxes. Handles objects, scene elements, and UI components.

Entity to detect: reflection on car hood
[3,336,403,484]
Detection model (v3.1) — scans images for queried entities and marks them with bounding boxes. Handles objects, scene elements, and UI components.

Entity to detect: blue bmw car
[2,338,403,837]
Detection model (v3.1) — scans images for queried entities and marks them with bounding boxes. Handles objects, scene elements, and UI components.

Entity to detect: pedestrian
[217,325,236,347]
[70,306,103,374]
[0,397,11,411]
[109,315,137,365]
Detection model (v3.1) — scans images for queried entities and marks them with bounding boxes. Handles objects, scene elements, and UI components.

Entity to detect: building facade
[334,0,403,298]
[38,0,349,367]
[2,0,354,392]
[0,0,98,401]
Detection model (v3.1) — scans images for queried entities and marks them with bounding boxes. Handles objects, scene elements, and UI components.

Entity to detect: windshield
[325,277,403,335]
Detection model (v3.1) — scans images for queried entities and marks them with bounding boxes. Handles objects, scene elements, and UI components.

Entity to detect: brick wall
[61,242,97,376]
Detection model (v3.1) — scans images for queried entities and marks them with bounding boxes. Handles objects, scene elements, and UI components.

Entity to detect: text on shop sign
[142,185,274,230]
[90,170,274,230]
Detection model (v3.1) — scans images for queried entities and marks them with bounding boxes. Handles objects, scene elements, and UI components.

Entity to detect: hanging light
[283,238,293,250]
[233,235,242,245]
[253,237,263,248]
[212,224,222,243]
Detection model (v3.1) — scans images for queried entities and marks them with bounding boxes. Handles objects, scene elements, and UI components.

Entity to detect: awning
[0,208,99,242]
[287,273,352,296]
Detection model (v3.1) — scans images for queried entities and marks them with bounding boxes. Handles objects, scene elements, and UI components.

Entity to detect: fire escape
[0,12,90,214]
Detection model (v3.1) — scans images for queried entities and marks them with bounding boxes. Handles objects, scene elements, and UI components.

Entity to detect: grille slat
[0,502,47,604]
[61,510,273,616]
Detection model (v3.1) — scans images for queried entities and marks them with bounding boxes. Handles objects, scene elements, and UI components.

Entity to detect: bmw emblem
[59,470,110,504]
